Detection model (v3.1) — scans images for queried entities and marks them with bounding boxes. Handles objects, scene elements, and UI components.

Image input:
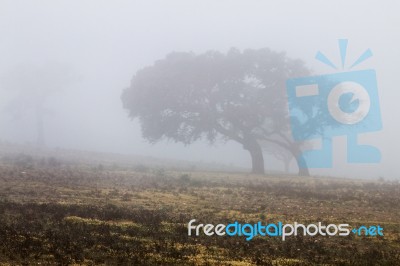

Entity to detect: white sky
[0,0,399,178]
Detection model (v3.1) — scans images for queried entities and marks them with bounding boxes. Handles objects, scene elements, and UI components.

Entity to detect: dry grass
[0,160,399,265]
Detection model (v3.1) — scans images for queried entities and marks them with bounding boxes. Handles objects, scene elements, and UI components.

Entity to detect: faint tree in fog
[262,133,313,175]
[1,63,78,147]
[122,48,310,174]
[263,142,293,173]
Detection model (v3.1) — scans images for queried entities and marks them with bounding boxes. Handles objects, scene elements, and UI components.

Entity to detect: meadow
[0,153,399,265]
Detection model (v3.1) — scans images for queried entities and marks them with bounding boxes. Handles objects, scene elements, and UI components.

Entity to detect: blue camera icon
[287,69,382,168]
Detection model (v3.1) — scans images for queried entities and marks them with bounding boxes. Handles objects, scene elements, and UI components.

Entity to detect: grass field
[0,154,399,265]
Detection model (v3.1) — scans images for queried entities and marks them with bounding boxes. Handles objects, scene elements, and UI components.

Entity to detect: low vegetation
[0,155,399,265]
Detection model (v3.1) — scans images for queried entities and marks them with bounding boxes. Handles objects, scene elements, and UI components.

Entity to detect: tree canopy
[122,48,310,174]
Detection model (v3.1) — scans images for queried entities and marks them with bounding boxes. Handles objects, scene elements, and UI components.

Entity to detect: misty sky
[0,0,399,178]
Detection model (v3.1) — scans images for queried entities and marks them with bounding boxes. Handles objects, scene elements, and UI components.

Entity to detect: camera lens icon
[286,69,382,168]
[327,81,371,125]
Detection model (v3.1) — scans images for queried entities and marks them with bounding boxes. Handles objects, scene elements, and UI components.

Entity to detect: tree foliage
[122,48,310,174]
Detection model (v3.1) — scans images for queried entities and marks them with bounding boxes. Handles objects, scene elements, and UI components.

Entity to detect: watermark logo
[286,39,382,168]
[188,219,384,241]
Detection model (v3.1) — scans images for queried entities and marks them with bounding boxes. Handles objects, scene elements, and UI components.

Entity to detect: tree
[262,133,312,176]
[121,48,310,174]
[263,142,293,173]
[1,63,78,147]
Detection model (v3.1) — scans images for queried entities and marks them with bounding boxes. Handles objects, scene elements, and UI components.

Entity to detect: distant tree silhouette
[1,63,78,147]
[122,48,310,174]
[263,141,293,173]
[262,132,312,176]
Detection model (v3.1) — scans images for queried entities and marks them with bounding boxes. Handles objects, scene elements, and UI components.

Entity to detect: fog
[0,0,399,178]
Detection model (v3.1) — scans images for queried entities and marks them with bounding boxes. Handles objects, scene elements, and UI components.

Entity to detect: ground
[0,155,399,265]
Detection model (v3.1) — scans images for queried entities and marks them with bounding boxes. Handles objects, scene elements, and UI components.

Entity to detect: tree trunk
[264,137,310,177]
[36,104,45,147]
[287,146,310,176]
[243,137,265,174]
[283,159,290,173]
[296,154,310,176]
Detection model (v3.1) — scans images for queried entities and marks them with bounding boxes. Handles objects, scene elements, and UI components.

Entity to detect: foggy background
[0,0,399,178]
